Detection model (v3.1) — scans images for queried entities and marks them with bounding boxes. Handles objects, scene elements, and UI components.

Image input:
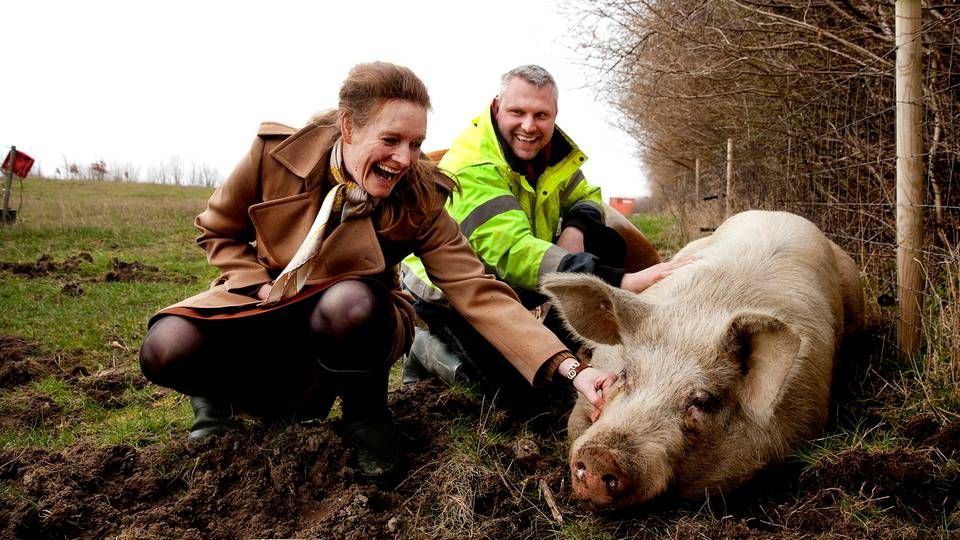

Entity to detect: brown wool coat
[153,119,569,384]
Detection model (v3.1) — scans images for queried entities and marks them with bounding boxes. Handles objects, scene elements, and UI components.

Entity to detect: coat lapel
[270,120,337,185]
[314,216,385,278]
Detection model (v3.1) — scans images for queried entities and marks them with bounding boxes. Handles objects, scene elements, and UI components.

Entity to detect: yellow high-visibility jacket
[402,106,603,302]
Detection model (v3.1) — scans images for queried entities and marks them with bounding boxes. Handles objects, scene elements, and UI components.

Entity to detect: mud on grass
[0,338,958,538]
[0,252,192,294]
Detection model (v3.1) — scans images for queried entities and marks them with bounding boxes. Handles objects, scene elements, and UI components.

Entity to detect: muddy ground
[0,255,957,538]
[0,335,957,539]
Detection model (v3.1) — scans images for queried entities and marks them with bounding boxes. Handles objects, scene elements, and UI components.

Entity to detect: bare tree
[190,162,221,187]
[572,0,958,254]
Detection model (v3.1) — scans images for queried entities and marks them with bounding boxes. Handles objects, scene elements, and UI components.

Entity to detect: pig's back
[655,211,844,344]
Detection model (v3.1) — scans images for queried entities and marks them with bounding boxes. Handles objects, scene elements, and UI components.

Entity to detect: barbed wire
[782,201,960,210]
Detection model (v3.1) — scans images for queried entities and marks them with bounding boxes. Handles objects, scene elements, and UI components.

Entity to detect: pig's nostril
[602,474,618,491]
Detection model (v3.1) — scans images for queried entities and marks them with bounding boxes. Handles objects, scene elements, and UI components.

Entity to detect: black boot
[346,413,399,484]
[339,361,399,483]
[188,396,231,442]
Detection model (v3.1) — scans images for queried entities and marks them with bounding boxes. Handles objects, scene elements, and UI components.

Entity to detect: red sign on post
[2,149,35,178]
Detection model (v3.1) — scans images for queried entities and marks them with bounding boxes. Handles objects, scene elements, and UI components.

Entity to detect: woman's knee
[139,316,203,384]
[310,281,385,337]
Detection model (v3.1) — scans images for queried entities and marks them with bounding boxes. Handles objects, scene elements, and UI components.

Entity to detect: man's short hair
[499,65,559,100]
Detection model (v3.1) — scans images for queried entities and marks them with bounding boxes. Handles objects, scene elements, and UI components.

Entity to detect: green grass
[791,423,904,471]
[0,177,210,449]
[0,177,213,364]
[628,213,684,253]
[96,395,190,447]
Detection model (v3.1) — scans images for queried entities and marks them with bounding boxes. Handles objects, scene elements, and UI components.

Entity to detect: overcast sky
[3,1,650,198]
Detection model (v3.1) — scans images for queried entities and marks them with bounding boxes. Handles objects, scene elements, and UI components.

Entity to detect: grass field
[0,177,956,538]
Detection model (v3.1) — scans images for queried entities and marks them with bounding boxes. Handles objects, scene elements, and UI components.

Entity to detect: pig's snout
[571,447,631,506]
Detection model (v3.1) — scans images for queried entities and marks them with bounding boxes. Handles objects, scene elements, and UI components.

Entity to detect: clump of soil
[0,389,63,431]
[76,366,149,409]
[0,336,88,389]
[103,258,165,283]
[801,446,957,522]
[0,381,484,539]
[0,253,186,287]
[0,253,93,277]
[0,337,44,388]
[60,281,84,296]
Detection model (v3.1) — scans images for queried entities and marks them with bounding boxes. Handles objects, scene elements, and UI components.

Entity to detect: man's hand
[556,226,586,254]
[619,256,697,294]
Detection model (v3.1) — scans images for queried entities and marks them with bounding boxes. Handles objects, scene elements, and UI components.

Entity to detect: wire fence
[635,2,959,362]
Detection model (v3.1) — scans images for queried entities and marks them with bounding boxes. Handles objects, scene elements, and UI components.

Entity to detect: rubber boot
[401,347,429,385]
[403,328,475,386]
[187,396,231,442]
[346,413,399,484]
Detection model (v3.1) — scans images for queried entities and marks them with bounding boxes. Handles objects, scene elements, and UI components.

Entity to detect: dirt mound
[0,389,62,431]
[0,253,93,277]
[0,253,186,289]
[0,337,44,388]
[801,446,958,522]
[0,381,515,539]
[76,366,149,409]
[103,258,166,283]
[0,336,89,389]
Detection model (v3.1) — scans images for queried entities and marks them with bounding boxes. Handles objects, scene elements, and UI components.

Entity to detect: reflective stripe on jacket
[402,106,603,301]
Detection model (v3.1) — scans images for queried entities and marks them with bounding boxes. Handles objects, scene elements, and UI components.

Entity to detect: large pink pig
[542,210,864,508]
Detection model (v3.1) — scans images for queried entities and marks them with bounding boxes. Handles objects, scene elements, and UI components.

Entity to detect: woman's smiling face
[340,99,427,199]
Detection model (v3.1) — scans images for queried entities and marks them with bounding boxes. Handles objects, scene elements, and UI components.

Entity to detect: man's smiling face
[493,77,557,161]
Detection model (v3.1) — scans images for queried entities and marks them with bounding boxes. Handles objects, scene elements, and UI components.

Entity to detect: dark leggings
[139,280,396,422]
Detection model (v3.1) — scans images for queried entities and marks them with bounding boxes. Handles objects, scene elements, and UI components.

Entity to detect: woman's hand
[619,256,697,294]
[559,357,618,422]
[574,367,618,423]
[255,283,273,300]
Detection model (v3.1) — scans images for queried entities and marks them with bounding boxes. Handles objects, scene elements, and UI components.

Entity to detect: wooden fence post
[725,139,733,218]
[2,146,15,225]
[895,0,925,359]
[694,157,700,204]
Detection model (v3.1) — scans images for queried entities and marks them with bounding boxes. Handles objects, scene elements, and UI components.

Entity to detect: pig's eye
[688,389,715,411]
[683,390,716,432]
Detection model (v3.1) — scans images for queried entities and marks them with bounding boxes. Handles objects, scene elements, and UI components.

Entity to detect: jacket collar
[270,120,339,180]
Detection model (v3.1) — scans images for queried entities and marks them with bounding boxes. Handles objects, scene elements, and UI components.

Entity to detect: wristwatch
[566,360,589,380]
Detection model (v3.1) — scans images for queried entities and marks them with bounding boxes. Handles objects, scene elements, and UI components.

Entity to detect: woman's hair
[335,62,456,232]
[339,61,431,128]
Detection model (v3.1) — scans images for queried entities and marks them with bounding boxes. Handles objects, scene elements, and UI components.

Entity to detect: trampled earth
[1,330,958,538]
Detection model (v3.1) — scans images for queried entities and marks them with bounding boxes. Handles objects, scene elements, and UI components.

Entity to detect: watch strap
[566,360,590,380]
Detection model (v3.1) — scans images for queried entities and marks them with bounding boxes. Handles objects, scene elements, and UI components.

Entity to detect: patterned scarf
[260,138,379,306]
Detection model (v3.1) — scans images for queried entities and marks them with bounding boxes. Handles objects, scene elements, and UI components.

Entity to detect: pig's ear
[541,272,650,346]
[723,312,801,422]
